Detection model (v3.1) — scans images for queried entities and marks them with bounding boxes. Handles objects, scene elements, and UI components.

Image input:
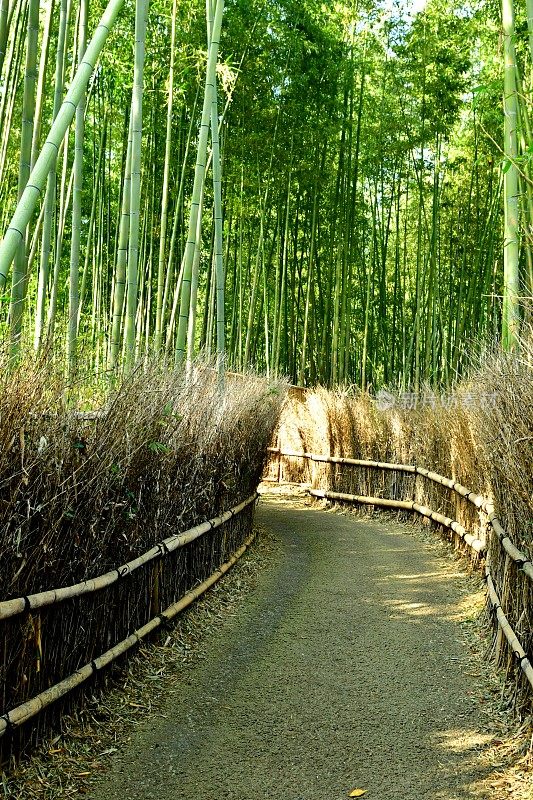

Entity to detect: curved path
[90,498,492,800]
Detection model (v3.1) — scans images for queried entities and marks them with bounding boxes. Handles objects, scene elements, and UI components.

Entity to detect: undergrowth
[0,355,285,758]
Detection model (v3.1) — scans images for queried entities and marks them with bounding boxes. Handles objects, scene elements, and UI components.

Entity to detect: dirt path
[89,498,494,800]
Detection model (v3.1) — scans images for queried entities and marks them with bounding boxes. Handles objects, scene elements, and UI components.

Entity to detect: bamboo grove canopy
[0,0,530,386]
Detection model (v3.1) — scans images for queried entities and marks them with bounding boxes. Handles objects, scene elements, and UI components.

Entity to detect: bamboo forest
[0,0,530,388]
[1,0,533,796]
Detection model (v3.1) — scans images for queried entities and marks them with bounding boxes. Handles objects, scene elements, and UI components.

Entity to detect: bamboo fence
[267,447,533,699]
[0,492,258,756]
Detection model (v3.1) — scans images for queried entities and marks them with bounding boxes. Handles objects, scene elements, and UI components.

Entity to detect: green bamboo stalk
[30,0,54,170]
[78,117,107,332]
[33,0,70,351]
[0,0,9,78]
[140,116,157,355]
[9,0,39,355]
[262,233,270,379]
[0,0,26,174]
[515,69,533,299]
[124,0,149,369]
[299,180,318,386]
[186,182,205,374]
[0,0,126,289]
[45,3,79,345]
[109,111,133,371]
[154,0,177,355]
[174,0,223,366]
[207,0,225,392]
[45,148,73,343]
[161,88,199,334]
[67,0,88,377]
[502,0,520,350]
[526,0,533,66]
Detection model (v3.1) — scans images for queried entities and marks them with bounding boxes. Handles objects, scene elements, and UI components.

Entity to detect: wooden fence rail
[0,493,258,743]
[267,447,533,694]
[267,447,533,579]
[0,495,257,621]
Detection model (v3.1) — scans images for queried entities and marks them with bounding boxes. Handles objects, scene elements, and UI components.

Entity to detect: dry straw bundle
[0,356,284,758]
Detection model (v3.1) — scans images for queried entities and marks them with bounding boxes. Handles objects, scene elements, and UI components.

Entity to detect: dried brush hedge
[0,355,285,759]
[270,334,532,714]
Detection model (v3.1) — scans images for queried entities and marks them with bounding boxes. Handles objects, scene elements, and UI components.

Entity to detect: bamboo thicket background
[0,0,532,385]
[0,0,532,760]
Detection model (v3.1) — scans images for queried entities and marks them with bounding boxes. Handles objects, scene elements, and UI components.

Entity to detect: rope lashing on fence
[485,566,533,689]
[269,448,531,576]
[0,494,258,620]
[0,530,257,737]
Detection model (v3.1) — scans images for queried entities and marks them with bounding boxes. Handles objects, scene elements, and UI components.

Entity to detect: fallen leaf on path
[348,790,367,797]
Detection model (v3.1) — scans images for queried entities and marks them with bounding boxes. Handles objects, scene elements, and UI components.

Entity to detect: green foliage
[0,0,527,387]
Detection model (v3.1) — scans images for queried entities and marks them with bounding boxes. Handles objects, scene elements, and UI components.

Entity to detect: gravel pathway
[89,498,492,800]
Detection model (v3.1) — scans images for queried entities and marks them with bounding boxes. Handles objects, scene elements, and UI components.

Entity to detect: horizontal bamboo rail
[269,448,532,577]
[308,489,485,552]
[485,508,533,581]
[269,447,533,694]
[485,566,533,688]
[268,448,486,505]
[0,530,257,737]
[0,494,258,620]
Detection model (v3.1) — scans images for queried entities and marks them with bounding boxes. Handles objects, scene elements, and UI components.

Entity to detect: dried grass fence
[267,445,533,708]
[0,359,285,761]
[265,352,533,714]
[0,494,257,749]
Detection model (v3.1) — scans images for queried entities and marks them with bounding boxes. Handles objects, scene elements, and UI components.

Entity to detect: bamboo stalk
[33,0,70,352]
[154,0,177,355]
[124,0,149,369]
[174,0,224,365]
[9,0,39,354]
[0,0,126,288]
[67,0,88,376]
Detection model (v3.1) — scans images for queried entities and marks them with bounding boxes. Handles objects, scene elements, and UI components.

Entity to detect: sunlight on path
[89,498,497,800]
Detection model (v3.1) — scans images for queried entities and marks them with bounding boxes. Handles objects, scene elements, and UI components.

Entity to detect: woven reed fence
[0,492,257,759]
[266,447,533,709]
